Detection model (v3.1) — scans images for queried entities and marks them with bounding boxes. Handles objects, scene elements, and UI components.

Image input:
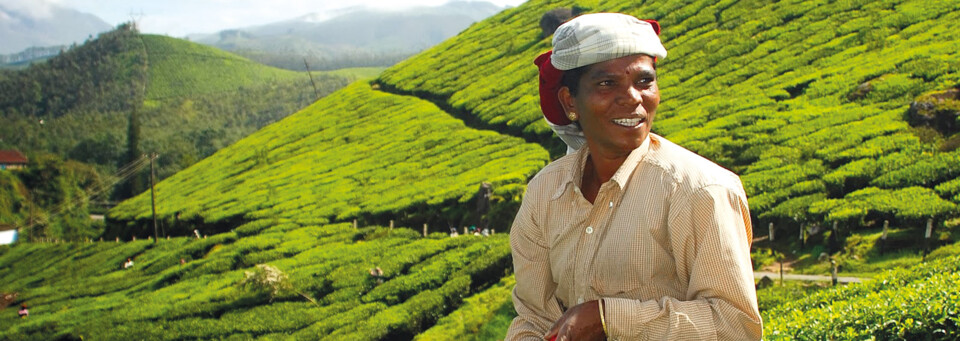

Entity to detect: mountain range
[189,1,505,70]
[2,1,506,70]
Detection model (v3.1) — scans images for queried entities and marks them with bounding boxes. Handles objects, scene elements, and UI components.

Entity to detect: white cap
[551,13,667,71]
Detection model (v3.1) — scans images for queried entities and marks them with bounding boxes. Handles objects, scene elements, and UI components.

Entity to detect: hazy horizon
[1,0,527,38]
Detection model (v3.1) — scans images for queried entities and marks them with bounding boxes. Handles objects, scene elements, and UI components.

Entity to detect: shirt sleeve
[603,184,762,341]
[505,185,565,341]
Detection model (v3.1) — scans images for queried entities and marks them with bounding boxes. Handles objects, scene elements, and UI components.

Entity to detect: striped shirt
[506,134,761,340]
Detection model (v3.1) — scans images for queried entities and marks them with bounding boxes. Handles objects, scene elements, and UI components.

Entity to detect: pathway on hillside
[372,85,567,157]
[754,271,863,284]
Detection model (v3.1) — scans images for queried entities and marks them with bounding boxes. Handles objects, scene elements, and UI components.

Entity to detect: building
[0,225,17,245]
[0,150,28,170]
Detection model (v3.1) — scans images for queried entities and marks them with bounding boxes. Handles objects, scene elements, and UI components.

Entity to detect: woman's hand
[544,300,606,341]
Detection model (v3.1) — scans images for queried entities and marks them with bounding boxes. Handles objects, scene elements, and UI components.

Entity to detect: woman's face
[560,54,659,157]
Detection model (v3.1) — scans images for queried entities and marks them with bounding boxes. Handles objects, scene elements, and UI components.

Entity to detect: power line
[20,154,152,239]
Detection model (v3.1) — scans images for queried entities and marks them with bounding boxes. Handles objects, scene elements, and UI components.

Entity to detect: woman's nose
[617,85,644,106]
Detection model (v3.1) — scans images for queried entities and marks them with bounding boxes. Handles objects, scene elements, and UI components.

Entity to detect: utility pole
[303,58,320,100]
[149,153,159,243]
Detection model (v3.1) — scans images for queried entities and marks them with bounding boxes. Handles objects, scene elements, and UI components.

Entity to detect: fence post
[768,222,775,242]
[353,219,358,229]
[799,223,804,247]
[831,260,838,286]
[423,224,428,237]
[390,220,394,230]
[880,220,889,255]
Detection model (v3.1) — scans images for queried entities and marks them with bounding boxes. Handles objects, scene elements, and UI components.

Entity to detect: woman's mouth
[613,117,644,127]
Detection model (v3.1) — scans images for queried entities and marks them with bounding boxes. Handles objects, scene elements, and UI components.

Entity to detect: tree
[116,110,144,200]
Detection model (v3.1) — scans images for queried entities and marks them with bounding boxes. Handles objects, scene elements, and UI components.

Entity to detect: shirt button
[609,201,613,208]
[585,226,594,234]
[575,187,581,193]
[577,297,584,304]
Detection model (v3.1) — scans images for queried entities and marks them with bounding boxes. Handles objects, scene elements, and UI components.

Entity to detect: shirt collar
[551,134,655,200]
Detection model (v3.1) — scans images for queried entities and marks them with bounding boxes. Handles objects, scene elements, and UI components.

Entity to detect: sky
[2,0,527,37]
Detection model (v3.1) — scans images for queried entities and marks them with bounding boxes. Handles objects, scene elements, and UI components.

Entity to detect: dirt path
[754,271,863,283]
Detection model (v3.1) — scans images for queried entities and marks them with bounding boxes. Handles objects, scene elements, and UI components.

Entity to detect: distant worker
[18,303,28,318]
[123,258,134,269]
[369,267,384,284]
[475,182,492,231]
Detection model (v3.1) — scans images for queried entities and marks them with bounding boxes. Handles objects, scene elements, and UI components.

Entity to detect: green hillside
[107,81,548,237]
[0,153,105,241]
[141,34,306,100]
[0,25,366,240]
[381,0,960,230]
[135,34,356,180]
[3,0,960,339]
[0,25,359,184]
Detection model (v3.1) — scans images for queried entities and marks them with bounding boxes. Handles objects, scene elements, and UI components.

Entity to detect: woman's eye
[599,80,614,86]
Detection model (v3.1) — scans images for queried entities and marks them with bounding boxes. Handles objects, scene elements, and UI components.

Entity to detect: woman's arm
[544,183,761,340]
[506,189,565,341]
[602,184,761,340]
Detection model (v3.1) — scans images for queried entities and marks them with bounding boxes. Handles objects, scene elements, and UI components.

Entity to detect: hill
[0,24,366,241]
[106,81,549,238]
[190,1,505,71]
[379,0,960,235]
[3,0,960,339]
[0,25,361,187]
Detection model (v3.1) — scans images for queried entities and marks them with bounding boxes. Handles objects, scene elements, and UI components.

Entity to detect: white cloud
[0,0,57,18]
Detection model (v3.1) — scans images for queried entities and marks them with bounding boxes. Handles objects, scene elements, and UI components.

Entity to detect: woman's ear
[558,87,578,121]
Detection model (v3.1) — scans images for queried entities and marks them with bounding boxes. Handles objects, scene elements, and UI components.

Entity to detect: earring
[567,112,578,121]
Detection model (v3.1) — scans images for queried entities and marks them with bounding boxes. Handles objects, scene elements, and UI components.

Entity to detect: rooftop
[0,150,28,164]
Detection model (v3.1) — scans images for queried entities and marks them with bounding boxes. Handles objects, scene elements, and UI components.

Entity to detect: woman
[507,13,761,340]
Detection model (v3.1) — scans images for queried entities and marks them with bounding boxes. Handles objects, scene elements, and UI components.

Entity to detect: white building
[0,227,18,245]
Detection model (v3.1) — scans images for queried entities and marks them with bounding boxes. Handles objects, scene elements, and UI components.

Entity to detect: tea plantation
[0,26,362,182]
[0,224,514,340]
[380,0,960,230]
[3,0,960,339]
[107,81,549,237]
